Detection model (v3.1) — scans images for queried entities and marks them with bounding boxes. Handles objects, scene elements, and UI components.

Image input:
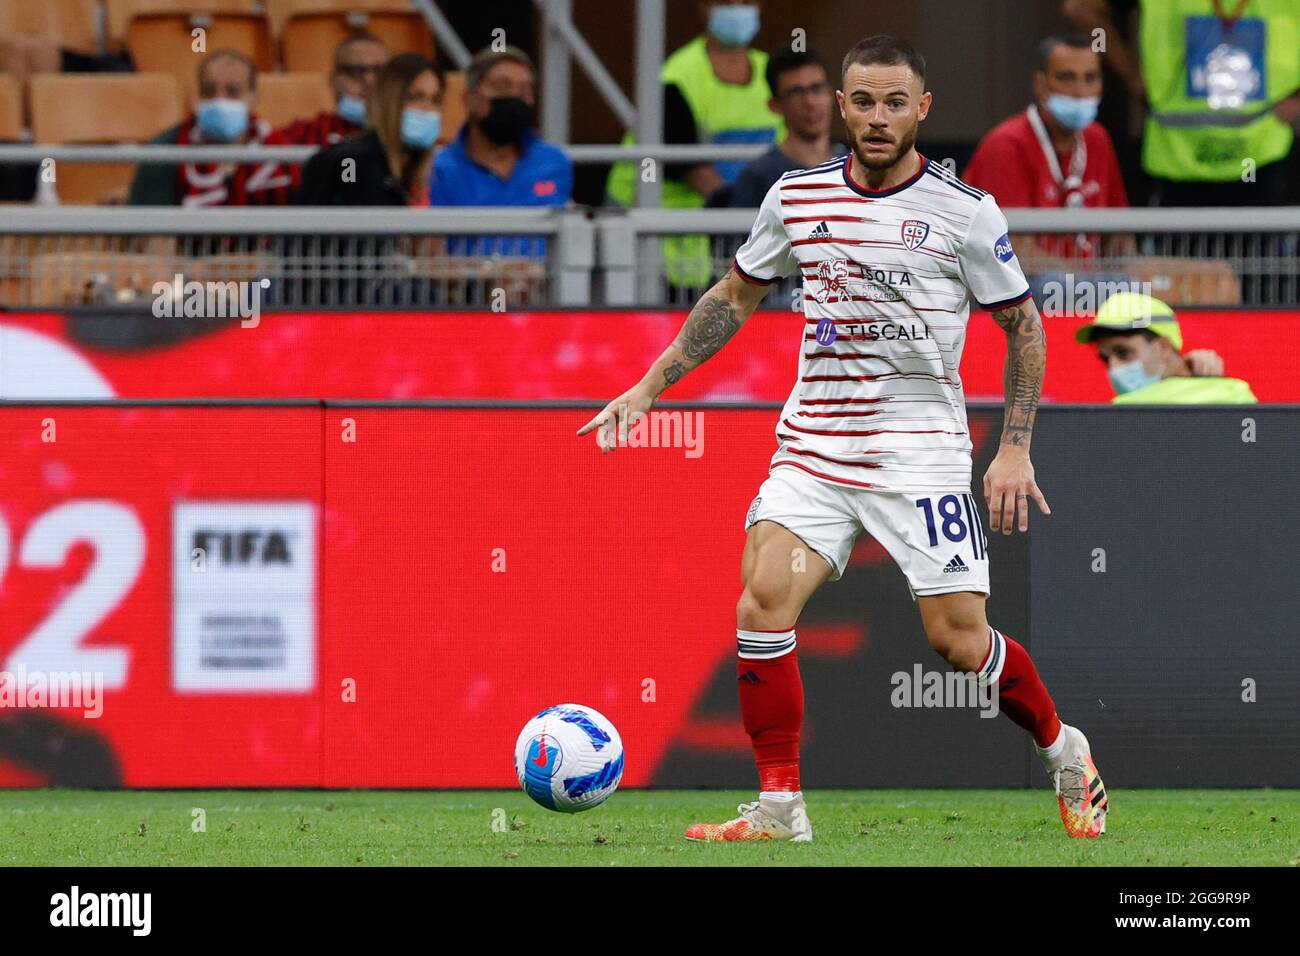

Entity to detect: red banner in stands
[1,308,1295,403]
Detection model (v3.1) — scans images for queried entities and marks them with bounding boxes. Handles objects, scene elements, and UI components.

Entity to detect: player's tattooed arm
[646,268,769,395]
[578,269,768,450]
[990,297,1045,449]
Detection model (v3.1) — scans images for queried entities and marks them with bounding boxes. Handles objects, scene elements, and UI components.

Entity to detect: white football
[514,704,624,813]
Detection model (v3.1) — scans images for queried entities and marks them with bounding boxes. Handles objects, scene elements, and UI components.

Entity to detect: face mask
[1044,93,1099,132]
[337,93,367,126]
[195,98,249,142]
[400,108,442,149]
[1108,359,1161,395]
[478,96,532,146]
[709,4,760,47]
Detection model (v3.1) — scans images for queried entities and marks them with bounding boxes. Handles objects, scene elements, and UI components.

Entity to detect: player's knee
[736,575,792,631]
[924,612,988,672]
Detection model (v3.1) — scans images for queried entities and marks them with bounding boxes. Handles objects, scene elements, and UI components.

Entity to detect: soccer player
[578,35,1108,841]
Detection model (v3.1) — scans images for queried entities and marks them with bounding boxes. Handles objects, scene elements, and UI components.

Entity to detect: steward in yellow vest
[1139,0,1300,204]
[606,4,784,289]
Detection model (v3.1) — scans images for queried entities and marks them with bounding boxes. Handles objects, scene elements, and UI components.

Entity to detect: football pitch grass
[0,789,1295,866]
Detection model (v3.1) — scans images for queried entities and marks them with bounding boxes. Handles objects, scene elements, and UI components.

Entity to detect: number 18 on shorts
[744,466,990,598]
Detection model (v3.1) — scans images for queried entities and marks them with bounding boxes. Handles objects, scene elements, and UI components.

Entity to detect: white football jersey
[732,153,1031,493]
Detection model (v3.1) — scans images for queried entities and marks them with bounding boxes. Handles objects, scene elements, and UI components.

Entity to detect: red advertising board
[0,405,779,788]
[1,308,1295,403]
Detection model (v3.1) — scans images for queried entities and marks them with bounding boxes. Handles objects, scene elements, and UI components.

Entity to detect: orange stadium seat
[0,75,22,141]
[257,72,335,127]
[103,0,261,52]
[0,0,101,56]
[264,0,410,38]
[31,73,185,204]
[127,12,275,102]
[281,10,433,73]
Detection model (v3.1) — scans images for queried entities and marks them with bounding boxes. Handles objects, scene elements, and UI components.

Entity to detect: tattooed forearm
[663,361,685,385]
[991,299,1045,448]
[676,294,741,365]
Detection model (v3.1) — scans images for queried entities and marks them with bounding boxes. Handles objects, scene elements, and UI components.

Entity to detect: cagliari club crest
[901,219,930,251]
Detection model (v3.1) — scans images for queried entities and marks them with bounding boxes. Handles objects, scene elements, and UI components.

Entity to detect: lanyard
[1026,104,1087,199]
[1212,0,1250,33]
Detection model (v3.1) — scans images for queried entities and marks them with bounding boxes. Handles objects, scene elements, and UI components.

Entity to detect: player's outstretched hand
[983,445,1050,534]
[576,387,656,454]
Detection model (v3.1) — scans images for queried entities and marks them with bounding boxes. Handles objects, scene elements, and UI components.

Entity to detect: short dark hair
[198,49,257,91]
[334,31,386,71]
[1038,33,1097,70]
[765,47,827,98]
[1089,327,1159,344]
[841,35,925,84]
[466,45,535,90]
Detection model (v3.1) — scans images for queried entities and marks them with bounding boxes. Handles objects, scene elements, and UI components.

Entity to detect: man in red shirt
[278,33,388,147]
[964,35,1128,259]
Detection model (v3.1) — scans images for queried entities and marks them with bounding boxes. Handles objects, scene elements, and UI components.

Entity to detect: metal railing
[602,207,1300,308]
[1,206,1296,309]
[0,207,595,308]
[0,143,770,166]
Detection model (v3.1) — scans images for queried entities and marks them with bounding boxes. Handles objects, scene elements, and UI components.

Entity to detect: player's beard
[851,120,919,172]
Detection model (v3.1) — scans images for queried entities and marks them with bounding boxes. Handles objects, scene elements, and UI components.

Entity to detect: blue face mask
[337,94,367,126]
[1044,93,1100,132]
[195,98,249,142]
[709,4,760,47]
[1108,359,1162,395]
[400,108,442,149]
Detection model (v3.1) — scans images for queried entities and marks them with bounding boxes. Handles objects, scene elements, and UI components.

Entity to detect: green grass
[0,789,1295,866]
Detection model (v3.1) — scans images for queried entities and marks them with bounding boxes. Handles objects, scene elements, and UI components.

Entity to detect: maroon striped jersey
[732,153,1031,493]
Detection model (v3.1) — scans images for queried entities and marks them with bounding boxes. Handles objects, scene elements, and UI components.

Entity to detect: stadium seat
[257,72,335,128]
[0,74,22,141]
[127,13,275,101]
[30,73,185,204]
[281,10,434,73]
[0,0,101,56]
[103,0,261,51]
[264,0,410,39]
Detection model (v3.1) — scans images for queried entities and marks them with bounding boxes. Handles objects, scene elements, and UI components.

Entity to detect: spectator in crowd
[1067,0,1299,206]
[427,45,571,257]
[295,53,443,206]
[605,1,784,288]
[1060,0,1152,204]
[128,50,296,207]
[279,33,388,147]
[964,35,1127,259]
[729,47,847,207]
[1075,292,1256,403]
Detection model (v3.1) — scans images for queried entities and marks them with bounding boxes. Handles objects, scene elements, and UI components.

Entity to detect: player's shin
[736,629,803,796]
[975,627,1062,750]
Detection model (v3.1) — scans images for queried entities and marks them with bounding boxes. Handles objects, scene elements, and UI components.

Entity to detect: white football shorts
[744,465,990,598]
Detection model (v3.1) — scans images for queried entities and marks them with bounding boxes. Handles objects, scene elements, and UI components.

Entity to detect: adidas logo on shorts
[808,221,832,239]
[943,555,969,573]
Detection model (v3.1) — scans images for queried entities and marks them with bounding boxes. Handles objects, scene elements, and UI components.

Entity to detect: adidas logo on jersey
[943,555,969,573]
[808,221,832,239]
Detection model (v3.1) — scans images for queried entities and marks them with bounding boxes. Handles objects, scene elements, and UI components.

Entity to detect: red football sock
[737,644,803,792]
[980,628,1062,748]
